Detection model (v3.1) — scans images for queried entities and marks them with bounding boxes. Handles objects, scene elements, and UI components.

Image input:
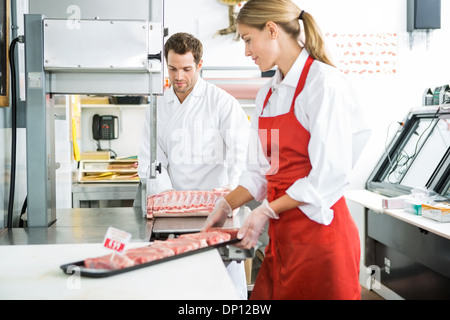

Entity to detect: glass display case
[366,106,450,198]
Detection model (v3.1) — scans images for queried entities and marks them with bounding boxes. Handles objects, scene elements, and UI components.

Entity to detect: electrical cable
[18,196,27,228]
[7,37,21,229]
[385,107,441,184]
[96,139,117,159]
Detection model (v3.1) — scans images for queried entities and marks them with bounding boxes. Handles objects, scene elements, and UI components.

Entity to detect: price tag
[103,227,132,254]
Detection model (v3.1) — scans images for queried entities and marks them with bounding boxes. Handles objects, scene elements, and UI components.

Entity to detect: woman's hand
[236,199,278,249]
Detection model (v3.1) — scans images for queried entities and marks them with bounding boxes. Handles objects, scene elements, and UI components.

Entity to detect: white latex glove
[237,199,278,249]
[202,198,233,229]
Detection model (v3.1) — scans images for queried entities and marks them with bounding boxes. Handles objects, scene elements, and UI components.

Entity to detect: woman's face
[238,23,278,72]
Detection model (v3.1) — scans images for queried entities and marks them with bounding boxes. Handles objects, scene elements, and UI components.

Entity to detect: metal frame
[24,1,164,226]
[24,14,56,227]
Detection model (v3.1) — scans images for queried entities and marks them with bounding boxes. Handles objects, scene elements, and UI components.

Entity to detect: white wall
[79,106,146,158]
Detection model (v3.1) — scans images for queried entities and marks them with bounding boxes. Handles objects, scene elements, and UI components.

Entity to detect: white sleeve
[286,76,356,225]
[219,95,251,187]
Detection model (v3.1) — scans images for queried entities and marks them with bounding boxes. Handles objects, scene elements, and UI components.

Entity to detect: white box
[422,202,450,223]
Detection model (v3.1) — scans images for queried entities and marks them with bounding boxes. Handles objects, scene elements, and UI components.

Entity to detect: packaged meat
[146,189,230,218]
[84,253,135,270]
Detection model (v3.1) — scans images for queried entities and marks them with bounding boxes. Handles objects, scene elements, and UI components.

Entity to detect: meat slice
[146,189,230,218]
[153,237,207,254]
[179,230,231,245]
[204,228,239,240]
[125,245,175,264]
[84,253,135,270]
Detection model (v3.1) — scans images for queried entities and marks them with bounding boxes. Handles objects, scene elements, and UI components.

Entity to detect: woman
[204,0,370,300]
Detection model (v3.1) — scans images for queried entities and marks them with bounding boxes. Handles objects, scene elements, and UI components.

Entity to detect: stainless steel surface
[0,206,254,264]
[149,95,158,178]
[24,14,57,227]
[71,183,138,208]
[0,207,153,245]
[217,245,254,263]
[29,0,152,20]
[43,19,149,72]
[152,217,207,235]
[48,72,161,95]
[31,0,165,95]
[152,206,250,236]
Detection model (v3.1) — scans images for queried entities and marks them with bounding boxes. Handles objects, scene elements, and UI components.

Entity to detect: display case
[366,106,450,197]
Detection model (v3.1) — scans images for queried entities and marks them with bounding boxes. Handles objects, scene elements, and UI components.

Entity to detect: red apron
[251,55,361,300]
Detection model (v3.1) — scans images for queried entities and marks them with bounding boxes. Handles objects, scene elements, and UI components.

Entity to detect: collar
[166,76,206,104]
[270,48,309,91]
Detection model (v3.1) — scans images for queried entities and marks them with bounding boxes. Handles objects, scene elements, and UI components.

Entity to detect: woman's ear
[265,21,278,39]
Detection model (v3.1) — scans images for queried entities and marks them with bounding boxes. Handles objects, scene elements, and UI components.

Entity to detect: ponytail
[301,12,335,67]
[237,0,335,67]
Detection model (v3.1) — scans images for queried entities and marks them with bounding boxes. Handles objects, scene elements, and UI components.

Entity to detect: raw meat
[153,237,207,254]
[146,189,230,218]
[205,228,239,240]
[84,253,135,270]
[180,230,231,245]
[82,229,236,271]
[125,245,174,264]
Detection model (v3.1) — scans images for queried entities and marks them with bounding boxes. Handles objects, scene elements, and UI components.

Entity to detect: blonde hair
[236,0,335,67]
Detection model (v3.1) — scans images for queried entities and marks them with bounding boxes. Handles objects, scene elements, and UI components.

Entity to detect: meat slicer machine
[23,0,164,227]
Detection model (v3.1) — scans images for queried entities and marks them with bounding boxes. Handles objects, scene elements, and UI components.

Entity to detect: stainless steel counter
[0,206,248,246]
[0,207,152,245]
[71,183,139,208]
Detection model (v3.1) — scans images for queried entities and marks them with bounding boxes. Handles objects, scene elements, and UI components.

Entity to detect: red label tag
[103,227,131,254]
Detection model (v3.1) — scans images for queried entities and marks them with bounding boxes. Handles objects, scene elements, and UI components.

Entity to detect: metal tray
[60,238,240,278]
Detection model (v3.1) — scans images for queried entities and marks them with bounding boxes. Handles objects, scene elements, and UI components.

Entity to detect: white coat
[138,77,250,194]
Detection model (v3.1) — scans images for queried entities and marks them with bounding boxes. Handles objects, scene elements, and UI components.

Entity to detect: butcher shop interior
[1,0,450,303]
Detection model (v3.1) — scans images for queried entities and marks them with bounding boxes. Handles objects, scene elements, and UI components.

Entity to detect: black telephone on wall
[92,114,119,140]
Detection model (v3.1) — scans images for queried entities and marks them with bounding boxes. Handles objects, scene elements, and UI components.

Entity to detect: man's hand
[202,198,233,229]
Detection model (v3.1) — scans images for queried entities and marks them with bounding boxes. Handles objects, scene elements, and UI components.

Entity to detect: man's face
[167,50,202,99]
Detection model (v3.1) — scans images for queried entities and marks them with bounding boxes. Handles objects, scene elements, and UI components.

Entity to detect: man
[138,32,250,299]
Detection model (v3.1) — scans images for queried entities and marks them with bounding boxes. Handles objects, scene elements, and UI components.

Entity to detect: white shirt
[239,49,371,225]
[138,77,250,195]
